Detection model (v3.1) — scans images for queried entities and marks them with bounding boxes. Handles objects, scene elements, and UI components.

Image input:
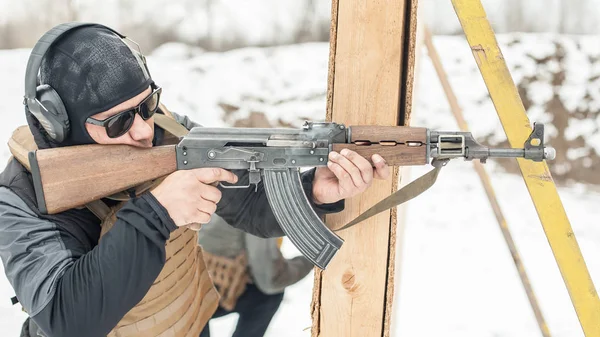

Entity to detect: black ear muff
[29,84,70,143]
[24,22,128,144]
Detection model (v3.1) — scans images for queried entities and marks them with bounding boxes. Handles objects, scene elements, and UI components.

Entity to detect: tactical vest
[8,104,219,337]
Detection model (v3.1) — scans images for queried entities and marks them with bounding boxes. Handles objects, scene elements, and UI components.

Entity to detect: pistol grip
[263,168,344,269]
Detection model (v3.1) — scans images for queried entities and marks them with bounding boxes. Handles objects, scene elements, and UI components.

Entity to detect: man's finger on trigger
[211,168,238,184]
[194,168,238,184]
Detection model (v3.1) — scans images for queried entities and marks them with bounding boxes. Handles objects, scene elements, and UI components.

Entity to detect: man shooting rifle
[0,23,390,337]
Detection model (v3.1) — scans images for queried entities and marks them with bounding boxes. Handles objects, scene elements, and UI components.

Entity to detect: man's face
[85,86,155,148]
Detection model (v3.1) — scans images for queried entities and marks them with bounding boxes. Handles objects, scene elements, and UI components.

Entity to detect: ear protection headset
[23,22,151,143]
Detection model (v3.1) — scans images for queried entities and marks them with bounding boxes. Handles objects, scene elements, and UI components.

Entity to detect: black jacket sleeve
[0,188,177,337]
[169,111,345,238]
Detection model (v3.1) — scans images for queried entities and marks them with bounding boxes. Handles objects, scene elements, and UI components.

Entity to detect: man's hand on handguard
[151,168,238,231]
[312,150,390,205]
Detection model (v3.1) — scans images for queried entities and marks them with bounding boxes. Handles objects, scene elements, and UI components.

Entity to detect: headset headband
[23,22,126,104]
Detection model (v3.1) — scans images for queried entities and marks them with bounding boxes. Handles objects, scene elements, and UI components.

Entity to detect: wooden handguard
[332,125,428,166]
[30,144,178,214]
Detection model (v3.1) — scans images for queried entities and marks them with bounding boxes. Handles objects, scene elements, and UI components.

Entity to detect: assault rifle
[25,121,555,269]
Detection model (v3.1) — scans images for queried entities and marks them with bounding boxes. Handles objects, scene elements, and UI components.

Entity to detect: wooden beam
[311,0,419,336]
[423,26,551,337]
[451,1,600,335]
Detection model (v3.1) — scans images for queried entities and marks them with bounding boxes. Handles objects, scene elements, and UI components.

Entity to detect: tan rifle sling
[8,103,219,337]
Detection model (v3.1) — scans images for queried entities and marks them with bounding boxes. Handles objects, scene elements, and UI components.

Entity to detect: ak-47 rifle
[24,121,555,269]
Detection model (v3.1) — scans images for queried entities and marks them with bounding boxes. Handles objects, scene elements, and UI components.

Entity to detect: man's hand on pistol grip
[151,168,238,230]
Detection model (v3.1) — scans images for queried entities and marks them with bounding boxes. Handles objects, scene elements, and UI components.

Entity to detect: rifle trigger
[219,168,262,191]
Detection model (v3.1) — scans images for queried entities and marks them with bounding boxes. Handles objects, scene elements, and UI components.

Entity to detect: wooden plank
[451,1,600,336]
[311,0,418,336]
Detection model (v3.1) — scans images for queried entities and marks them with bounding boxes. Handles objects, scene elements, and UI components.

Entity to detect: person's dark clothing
[199,284,285,337]
[2,111,343,337]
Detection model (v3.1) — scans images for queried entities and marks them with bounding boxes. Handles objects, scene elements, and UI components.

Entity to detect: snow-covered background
[2,0,600,51]
[0,32,599,337]
[0,1,599,337]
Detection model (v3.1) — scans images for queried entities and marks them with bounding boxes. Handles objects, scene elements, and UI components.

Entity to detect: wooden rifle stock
[30,144,177,214]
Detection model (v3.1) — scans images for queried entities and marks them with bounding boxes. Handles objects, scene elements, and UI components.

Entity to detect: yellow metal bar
[450,1,600,335]
[423,26,552,337]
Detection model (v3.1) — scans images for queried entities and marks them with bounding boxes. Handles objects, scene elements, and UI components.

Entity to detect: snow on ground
[0,33,598,336]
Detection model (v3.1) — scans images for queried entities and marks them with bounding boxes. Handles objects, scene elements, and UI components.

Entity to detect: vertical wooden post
[423,26,551,337]
[451,1,600,335]
[311,0,419,336]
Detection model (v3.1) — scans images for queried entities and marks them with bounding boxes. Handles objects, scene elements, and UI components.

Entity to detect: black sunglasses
[86,84,162,138]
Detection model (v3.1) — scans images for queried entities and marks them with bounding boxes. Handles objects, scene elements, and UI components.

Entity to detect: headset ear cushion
[35,84,70,143]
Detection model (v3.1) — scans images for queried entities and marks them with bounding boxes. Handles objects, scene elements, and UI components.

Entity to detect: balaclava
[28,25,154,148]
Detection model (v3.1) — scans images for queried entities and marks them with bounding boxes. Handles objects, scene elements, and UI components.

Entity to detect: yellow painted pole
[450,1,600,335]
[423,26,551,337]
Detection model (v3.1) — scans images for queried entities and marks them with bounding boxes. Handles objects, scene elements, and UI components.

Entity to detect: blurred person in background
[199,214,314,337]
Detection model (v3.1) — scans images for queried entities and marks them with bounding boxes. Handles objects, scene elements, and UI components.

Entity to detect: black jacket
[0,112,343,337]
